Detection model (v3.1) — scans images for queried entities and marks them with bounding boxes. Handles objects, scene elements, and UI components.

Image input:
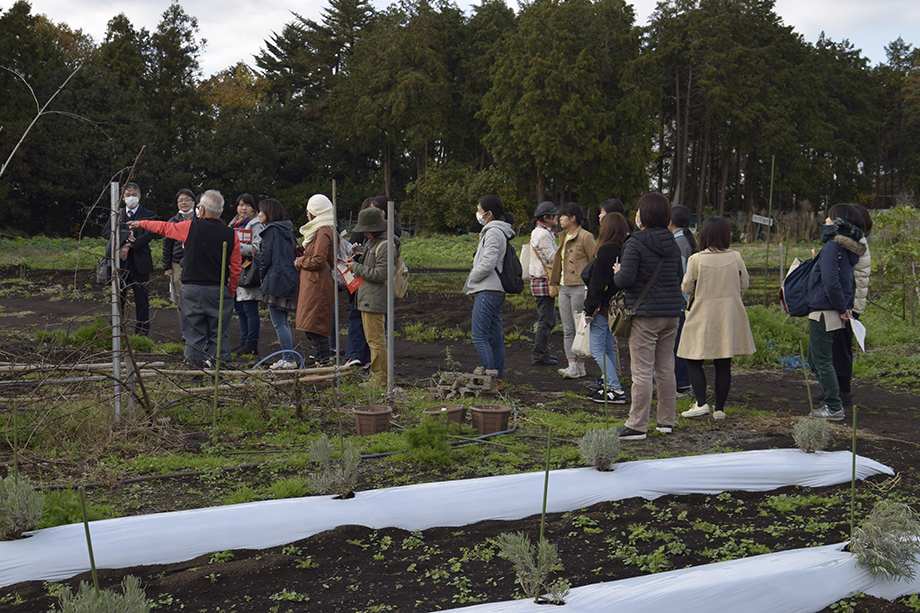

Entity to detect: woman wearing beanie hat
[294,194,337,365]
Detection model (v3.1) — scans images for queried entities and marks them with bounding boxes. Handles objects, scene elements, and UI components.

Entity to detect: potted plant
[352,404,393,435]
[422,404,466,424]
[469,404,512,435]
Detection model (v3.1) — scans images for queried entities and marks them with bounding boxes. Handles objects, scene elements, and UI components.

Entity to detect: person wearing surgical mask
[102,182,155,336]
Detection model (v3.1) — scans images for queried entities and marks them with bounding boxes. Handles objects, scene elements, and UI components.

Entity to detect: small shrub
[405,419,453,466]
[851,500,920,581]
[494,532,568,604]
[792,417,831,453]
[0,475,43,540]
[55,574,151,613]
[578,428,620,471]
[308,435,360,498]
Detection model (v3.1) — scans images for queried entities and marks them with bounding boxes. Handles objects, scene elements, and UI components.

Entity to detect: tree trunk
[677,67,692,206]
[672,68,681,202]
[658,109,665,192]
[536,167,545,203]
[383,138,392,199]
[733,150,743,216]
[718,148,730,217]
[696,114,710,226]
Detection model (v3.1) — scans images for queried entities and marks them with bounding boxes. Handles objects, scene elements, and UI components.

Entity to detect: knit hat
[307,194,333,217]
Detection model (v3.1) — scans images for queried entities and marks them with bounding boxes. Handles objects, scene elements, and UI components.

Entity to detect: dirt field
[1,266,919,612]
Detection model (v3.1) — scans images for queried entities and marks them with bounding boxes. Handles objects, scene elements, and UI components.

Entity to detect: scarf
[300,209,335,246]
[230,213,254,229]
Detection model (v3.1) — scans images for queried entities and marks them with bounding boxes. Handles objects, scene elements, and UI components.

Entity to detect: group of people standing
[466,192,757,441]
[109,185,399,388]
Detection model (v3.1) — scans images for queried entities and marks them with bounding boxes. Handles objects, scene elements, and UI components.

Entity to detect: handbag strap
[531,242,553,278]
[631,256,665,312]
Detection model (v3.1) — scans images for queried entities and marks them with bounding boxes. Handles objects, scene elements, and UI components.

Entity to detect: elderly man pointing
[129,189,241,368]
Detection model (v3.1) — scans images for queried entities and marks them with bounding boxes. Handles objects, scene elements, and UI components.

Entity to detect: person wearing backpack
[344,206,402,388]
[807,204,867,421]
[463,195,516,388]
[548,202,596,379]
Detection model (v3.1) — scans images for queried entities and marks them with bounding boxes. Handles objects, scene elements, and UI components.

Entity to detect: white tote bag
[571,312,592,357]
[520,243,531,281]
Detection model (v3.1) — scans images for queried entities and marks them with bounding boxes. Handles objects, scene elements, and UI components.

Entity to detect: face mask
[125,196,139,208]
[476,211,488,226]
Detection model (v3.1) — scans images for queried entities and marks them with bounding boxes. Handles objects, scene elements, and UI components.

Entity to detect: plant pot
[422,404,466,424]
[353,405,393,436]
[470,404,512,435]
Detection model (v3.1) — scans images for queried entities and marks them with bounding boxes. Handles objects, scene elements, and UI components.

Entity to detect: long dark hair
[479,194,515,226]
[670,205,698,253]
[595,212,629,256]
[559,202,586,228]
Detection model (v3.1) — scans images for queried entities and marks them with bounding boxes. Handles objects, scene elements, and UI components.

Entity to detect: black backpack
[780,256,816,317]
[495,235,525,294]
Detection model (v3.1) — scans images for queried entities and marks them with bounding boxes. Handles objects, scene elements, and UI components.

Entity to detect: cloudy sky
[19,0,920,77]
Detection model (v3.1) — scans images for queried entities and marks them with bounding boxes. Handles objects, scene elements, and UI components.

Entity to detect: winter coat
[613,226,684,318]
[463,220,515,294]
[583,243,622,315]
[853,237,871,315]
[236,216,264,302]
[528,223,557,278]
[162,210,196,269]
[549,226,596,287]
[294,225,335,336]
[807,235,865,315]
[352,232,402,313]
[258,220,298,302]
[676,249,755,360]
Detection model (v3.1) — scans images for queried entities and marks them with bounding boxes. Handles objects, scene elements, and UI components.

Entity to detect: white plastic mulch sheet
[439,543,920,613]
[0,449,892,588]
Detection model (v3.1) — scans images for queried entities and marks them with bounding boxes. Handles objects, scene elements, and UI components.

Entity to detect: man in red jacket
[130,189,241,368]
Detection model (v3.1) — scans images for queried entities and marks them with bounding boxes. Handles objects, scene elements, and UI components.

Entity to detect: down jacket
[612,226,683,318]
[807,235,866,314]
[258,220,298,303]
[853,237,871,314]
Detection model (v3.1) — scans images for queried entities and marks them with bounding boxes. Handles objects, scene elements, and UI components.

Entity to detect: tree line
[1,0,918,237]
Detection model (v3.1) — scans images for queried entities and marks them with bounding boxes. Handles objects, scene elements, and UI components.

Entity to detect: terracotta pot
[469,404,512,435]
[422,404,466,424]
[353,405,393,436]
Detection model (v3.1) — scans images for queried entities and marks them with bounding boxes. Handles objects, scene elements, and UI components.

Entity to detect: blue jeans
[345,297,371,363]
[471,292,505,380]
[234,299,260,342]
[268,305,295,362]
[589,314,621,389]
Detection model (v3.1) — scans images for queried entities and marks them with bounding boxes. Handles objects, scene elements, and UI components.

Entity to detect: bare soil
[1,266,919,612]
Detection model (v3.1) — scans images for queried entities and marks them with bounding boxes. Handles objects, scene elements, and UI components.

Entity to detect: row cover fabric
[441,543,920,613]
[0,449,892,587]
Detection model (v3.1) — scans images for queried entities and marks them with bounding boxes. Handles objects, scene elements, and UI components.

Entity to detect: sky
[17,0,920,78]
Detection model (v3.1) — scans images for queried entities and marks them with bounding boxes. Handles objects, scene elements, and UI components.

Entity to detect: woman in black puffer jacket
[612,193,685,440]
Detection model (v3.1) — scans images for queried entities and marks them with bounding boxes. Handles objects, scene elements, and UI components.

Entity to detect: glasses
[178,198,194,203]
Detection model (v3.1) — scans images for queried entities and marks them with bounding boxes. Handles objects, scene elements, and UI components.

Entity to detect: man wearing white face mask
[103,182,155,336]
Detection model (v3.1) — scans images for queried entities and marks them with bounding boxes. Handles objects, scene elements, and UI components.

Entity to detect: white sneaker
[681,402,710,418]
[712,410,726,420]
[558,364,579,379]
[344,358,362,368]
[576,363,587,378]
[270,359,297,370]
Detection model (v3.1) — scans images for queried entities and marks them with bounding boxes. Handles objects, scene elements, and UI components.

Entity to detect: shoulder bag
[609,256,664,338]
[532,242,559,297]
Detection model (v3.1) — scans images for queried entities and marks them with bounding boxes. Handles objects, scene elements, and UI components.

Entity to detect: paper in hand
[850,318,867,352]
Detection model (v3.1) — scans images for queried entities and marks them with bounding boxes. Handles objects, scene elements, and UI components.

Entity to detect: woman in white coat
[677,216,755,420]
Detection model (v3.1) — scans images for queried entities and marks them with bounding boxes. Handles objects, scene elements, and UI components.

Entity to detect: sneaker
[269,359,297,370]
[532,356,558,366]
[681,402,710,418]
[676,387,692,398]
[616,425,647,440]
[558,364,580,379]
[344,358,363,368]
[314,356,335,367]
[588,387,627,404]
[585,377,604,392]
[656,424,673,434]
[472,366,485,375]
[712,410,726,420]
[813,405,845,421]
[576,363,587,378]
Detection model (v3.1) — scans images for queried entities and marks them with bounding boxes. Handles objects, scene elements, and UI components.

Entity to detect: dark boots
[232,341,259,357]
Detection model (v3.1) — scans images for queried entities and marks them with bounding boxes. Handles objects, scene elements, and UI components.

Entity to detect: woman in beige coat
[677,217,755,420]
